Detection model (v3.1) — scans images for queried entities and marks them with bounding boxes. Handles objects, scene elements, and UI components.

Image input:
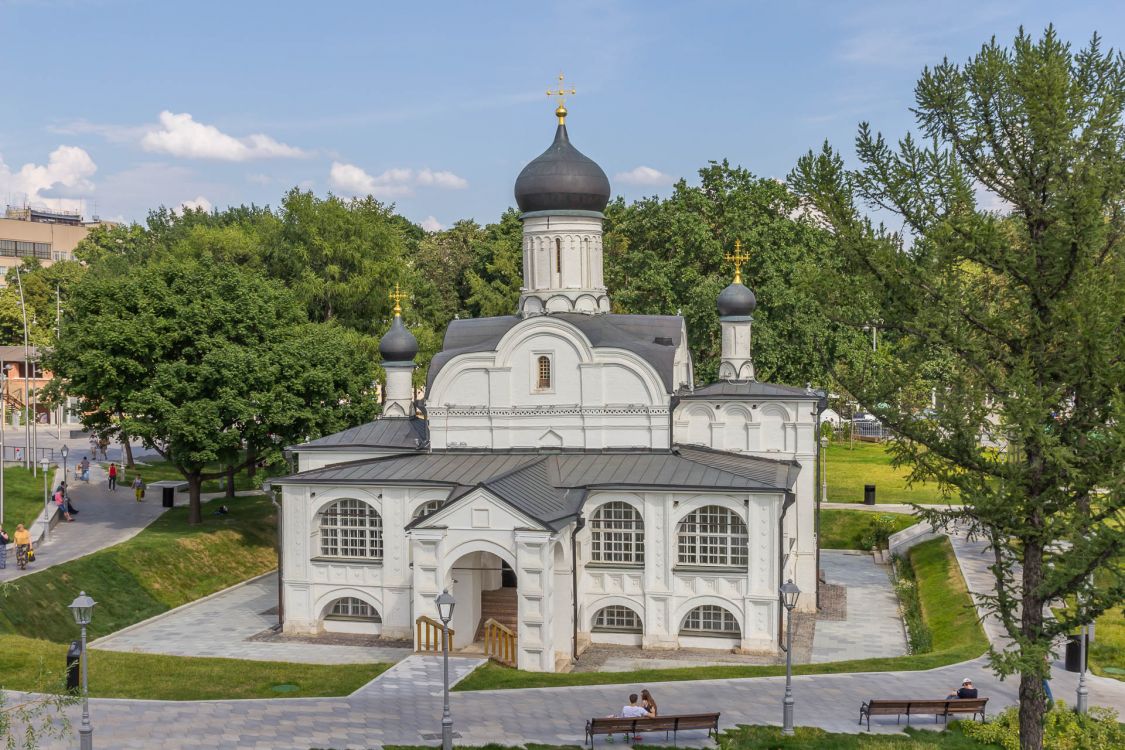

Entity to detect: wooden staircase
[475,587,517,641]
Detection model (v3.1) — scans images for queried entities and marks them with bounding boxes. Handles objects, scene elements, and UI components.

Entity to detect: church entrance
[446,550,518,664]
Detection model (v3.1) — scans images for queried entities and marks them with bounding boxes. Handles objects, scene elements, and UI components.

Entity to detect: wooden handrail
[416,615,454,653]
[483,618,517,666]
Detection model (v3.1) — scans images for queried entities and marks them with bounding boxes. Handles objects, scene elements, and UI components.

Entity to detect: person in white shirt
[620,694,649,718]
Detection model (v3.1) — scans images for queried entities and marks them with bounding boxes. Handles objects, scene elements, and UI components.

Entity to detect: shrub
[892,552,933,653]
[860,513,899,550]
[959,702,1124,750]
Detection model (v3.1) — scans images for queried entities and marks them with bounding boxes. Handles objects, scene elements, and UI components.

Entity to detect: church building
[276,95,824,672]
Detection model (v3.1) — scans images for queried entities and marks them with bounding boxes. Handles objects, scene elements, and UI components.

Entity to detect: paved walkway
[811,550,907,663]
[93,573,412,665]
[0,462,166,582]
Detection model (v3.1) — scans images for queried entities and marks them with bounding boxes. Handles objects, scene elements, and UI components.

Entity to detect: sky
[2,0,1123,229]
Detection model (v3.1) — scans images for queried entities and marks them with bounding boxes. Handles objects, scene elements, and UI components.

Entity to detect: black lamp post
[780,579,801,736]
[69,590,96,750]
[436,590,456,750]
[61,444,69,486]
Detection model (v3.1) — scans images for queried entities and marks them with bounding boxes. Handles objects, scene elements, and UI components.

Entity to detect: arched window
[676,505,748,567]
[590,501,645,564]
[592,605,643,633]
[555,237,562,280]
[412,499,444,519]
[537,355,551,390]
[319,498,383,559]
[326,597,381,622]
[680,605,740,636]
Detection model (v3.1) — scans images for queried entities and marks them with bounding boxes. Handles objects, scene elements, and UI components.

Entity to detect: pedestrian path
[0,462,166,582]
[352,654,485,697]
[811,550,907,663]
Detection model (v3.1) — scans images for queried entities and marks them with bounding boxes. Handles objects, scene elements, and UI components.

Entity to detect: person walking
[108,462,118,491]
[13,523,31,570]
[0,525,9,569]
[80,456,91,482]
[132,474,145,502]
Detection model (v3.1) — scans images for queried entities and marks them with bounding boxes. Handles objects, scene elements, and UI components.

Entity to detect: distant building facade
[0,207,112,285]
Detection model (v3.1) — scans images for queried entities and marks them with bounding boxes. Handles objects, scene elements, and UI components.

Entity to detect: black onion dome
[379,316,418,362]
[514,124,611,213]
[717,282,757,317]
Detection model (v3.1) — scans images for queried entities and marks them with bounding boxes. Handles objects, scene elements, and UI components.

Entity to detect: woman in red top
[108,462,118,491]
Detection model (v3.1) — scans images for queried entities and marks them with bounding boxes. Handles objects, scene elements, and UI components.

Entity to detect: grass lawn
[1,464,56,529]
[0,633,388,700]
[825,442,958,505]
[0,494,279,642]
[108,457,266,495]
[455,536,988,691]
[819,509,915,550]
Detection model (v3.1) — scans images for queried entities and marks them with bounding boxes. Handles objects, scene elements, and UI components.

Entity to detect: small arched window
[319,498,383,559]
[412,499,444,519]
[555,237,562,277]
[537,355,551,390]
[680,605,740,636]
[676,505,748,567]
[590,501,645,564]
[593,605,643,633]
[326,597,382,622]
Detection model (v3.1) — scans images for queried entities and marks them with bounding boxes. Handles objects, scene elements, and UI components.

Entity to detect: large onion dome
[717,282,757,318]
[379,315,418,363]
[514,113,610,214]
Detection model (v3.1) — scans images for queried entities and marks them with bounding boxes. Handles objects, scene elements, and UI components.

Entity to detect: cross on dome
[723,240,750,285]
[547,72,577,124]
[389,283,407,317]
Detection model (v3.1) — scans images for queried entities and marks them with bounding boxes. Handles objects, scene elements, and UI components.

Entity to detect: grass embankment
[455,537,987,691]
[106,456,270,495]
[1,465,54,529]
[819,509,915,550]
[0,495,388,699]
[825,441,958,505]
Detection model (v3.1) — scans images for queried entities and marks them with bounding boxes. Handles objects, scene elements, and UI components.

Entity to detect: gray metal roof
[426,313,685,392]
[294,418,428,451]
[679,381,820,400]
[281,447,797,531]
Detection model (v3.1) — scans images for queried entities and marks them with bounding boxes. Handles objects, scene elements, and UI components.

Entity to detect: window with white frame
[680,605,740,635]
[412,499,444,519]
[319,498,383,559]
[676,505,748,567]
[592,605,643,633]
[590,501,645,564]
[326,597,381,621]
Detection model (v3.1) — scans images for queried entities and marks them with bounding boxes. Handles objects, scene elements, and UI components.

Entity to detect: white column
[515,529,553,671]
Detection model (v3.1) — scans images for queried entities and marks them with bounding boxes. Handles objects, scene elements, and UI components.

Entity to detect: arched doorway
[445,549,518,649]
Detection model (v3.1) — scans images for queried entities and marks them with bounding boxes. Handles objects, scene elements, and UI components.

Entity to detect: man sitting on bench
[611,693,652,742]
[948,678,978,700]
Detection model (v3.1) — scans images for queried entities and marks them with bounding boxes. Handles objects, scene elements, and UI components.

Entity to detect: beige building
[0,207,111,284]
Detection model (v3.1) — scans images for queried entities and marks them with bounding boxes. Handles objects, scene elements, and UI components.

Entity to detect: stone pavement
[93,572,412,665]
[811,550,907,663]
[0,461,166,582]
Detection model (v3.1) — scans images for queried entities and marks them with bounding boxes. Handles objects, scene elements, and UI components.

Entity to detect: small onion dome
[379,315,418,362]
[717,281,757,317]
[514,122,610,213]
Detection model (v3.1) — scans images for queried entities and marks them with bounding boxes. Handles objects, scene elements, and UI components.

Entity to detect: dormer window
[537,355,552,390]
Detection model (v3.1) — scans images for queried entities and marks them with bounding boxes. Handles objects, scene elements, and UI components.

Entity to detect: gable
[411,486,548,532]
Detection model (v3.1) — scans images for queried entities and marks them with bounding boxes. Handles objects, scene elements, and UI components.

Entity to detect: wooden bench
[585,713,720,745]
[859,698,988,730]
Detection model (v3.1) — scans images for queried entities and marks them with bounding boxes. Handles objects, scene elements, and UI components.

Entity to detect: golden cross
[723,240,750,284]
[546,73,576,124]
[389,283,407,316]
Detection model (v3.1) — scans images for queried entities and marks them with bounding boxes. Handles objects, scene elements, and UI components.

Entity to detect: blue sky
[2,0,1122,228]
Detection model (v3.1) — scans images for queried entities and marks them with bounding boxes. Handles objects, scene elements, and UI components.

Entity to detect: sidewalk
[0,461,167,582]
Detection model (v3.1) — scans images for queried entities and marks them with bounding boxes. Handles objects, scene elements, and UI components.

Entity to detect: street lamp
[780,579,801,736]
[68,591,96,750]
[61,444,69,486]
[436,590,456,750]
[40,458,50,541]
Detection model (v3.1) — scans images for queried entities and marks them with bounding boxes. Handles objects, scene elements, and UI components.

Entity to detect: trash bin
[66,641,81,692]
[1064,633,1089,672]
[864,484,876,505]
[162,485,175,508]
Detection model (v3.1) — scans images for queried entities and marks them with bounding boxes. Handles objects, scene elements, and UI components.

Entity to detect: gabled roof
[293,418,428,451]
[426,313,685,393]
[281,446,798,531]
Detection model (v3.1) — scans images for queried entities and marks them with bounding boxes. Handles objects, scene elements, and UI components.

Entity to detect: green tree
[789,28,1124,750]
[45,258,379,523]
[465,208,524,318]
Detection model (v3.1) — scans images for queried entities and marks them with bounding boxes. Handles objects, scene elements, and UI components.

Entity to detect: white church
[276,98,824,672]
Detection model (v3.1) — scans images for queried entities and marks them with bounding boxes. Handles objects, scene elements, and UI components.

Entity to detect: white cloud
[141,111,308,161]
[0,145,97,212]
[614,165,674,187]
[420,215,444,232]
[179,195,212,212]
[328,162,468,198]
